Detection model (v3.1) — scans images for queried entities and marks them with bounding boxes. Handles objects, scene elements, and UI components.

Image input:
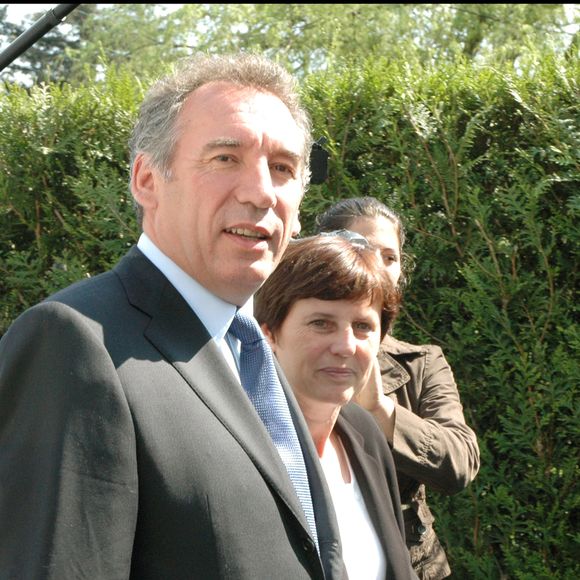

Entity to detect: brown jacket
[379,335,480,580]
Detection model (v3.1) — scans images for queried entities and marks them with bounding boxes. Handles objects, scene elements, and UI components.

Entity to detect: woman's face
[348,216,402,286]
[264,297,382,413]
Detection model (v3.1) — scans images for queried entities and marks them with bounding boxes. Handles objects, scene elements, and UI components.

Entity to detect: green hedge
[0,70,142,330]
[301,54,579,579]
[1,55,578,578]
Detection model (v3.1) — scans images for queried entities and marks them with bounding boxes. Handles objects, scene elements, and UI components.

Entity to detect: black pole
[0,4,80,74]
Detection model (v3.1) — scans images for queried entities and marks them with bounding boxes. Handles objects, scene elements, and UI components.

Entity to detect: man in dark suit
[0,53,345,579]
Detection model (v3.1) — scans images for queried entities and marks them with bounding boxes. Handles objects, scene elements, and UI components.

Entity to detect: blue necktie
[229,311,318,549]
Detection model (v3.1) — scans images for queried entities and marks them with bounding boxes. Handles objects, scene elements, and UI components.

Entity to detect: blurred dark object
[310,136,329,184]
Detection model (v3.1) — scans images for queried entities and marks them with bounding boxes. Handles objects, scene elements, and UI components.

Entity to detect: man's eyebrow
[274,149,301,164]
[200,138,302,165]
[201,138,242,154]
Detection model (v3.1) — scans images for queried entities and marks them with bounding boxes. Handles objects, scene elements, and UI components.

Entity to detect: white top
[137,233,253,375]
[320,437,387,580]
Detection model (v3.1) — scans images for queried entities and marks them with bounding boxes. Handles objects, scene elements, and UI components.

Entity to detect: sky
[1,4,183,57]
[3,3,579,42]
[4,3,59,24]
[5,3,580,27]
[3,3,184,25]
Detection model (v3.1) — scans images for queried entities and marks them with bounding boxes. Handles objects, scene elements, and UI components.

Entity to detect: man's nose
[235,159,276,208]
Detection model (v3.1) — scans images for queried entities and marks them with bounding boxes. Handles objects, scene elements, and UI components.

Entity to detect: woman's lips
[320,367,356,380]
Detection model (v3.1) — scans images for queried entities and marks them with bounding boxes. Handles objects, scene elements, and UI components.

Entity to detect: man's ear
[131,153,160,211]
[261,323,277,350]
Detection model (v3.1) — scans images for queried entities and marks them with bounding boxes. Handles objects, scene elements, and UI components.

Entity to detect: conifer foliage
[1,53,578,578]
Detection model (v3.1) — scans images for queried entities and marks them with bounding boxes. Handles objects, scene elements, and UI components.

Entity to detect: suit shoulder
[44,270,118,305]
[44,246,143,312]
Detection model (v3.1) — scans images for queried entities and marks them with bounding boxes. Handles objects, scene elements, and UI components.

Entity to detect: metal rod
[0,4,80,74]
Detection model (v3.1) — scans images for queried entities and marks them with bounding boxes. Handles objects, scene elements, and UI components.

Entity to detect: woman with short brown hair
[255,232,417,580]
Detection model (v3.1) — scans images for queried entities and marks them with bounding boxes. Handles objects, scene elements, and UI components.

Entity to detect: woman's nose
[329,328,357,357]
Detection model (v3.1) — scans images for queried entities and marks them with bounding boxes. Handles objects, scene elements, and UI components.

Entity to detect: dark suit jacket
[335,403,417,580]
[0,247,345,579]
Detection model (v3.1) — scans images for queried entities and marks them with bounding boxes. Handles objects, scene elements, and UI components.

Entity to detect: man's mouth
[225,227,268,240]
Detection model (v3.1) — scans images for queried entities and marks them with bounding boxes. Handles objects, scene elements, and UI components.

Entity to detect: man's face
[133,82,306,305]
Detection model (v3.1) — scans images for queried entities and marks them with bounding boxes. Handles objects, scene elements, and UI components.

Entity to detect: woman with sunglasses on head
[315,197,480,580]
[254,232,417,580]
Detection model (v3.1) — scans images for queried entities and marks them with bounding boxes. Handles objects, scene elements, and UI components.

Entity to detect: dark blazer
[335,403,417,580]
[0,247,345,580]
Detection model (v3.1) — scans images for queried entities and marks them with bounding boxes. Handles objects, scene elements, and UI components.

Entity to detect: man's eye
[214,154,235,163]
[271,163,295,177]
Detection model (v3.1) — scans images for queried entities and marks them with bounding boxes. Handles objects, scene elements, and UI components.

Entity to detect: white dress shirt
[137,233,251,375]
[320,437,387,580]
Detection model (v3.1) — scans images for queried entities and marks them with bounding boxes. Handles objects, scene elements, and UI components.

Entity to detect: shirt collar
[137,233,253,340]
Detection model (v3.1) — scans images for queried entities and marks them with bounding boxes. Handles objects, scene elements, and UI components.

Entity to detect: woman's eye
[310,319,330,329]
[354,321,377,335]
[381,251,398,263]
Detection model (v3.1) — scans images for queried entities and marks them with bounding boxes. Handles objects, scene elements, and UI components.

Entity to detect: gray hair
[129,53,313,223]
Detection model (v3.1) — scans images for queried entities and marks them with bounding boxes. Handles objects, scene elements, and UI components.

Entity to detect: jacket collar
[378,334,424,394]
[334,408,389,558]
[381,333,426,355]
[114,247,314,539]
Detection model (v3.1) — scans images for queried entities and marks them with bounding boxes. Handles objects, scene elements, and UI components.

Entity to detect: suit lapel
[277,358,345,574]
[115,247,309,532]
[335,414,392,556]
